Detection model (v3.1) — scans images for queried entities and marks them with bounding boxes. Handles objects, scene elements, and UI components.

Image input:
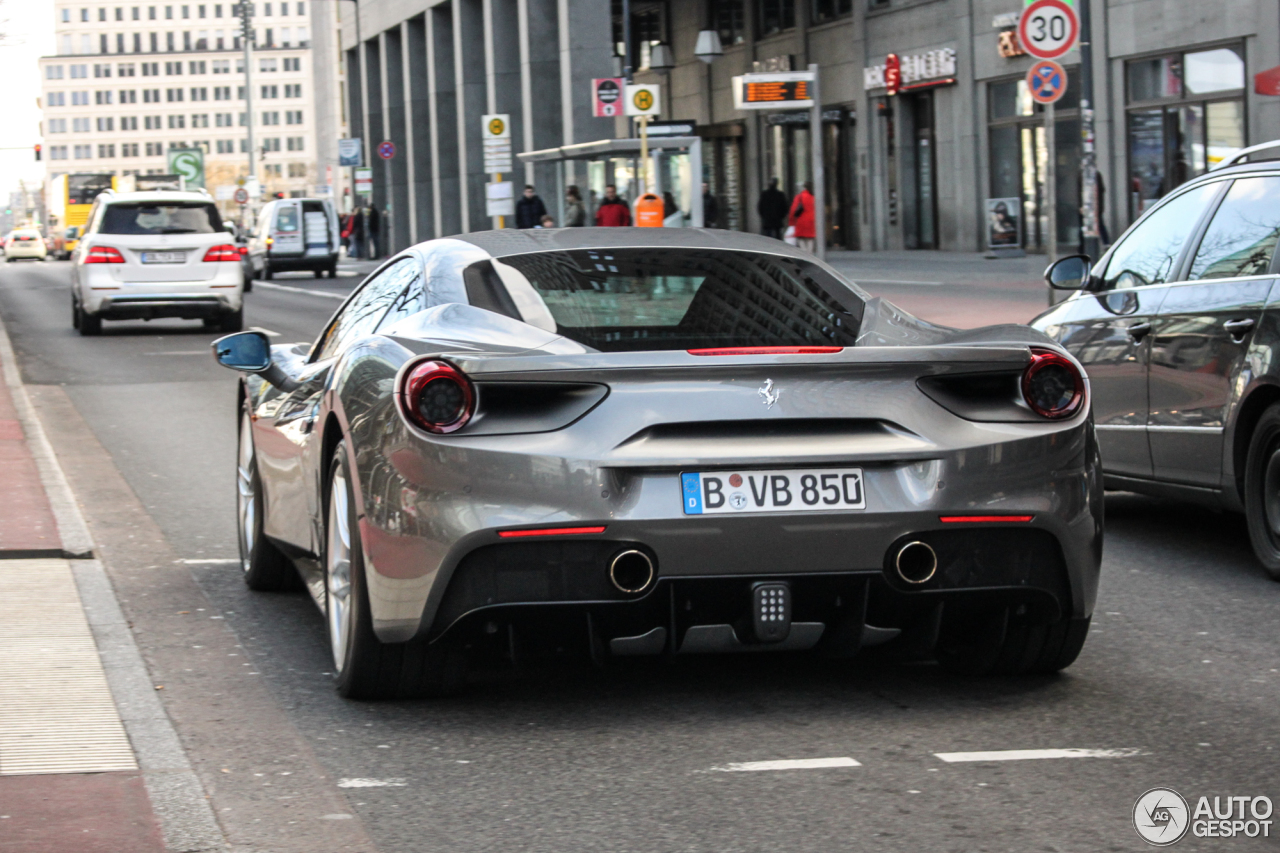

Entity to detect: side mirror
[212,331,270,371]
[1045,254,1092,290]
[211,331,302,392]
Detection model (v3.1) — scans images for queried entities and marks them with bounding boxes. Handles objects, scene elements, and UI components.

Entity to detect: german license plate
[141,251,185,264]
[681,468,865,515]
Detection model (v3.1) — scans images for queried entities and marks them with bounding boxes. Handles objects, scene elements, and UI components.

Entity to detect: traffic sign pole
[1079,0,1101,262]
[810,63,824,261]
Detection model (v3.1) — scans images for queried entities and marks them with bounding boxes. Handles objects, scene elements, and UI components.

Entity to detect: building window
[238,111,247,125]
[192,113,208,127]
[812,0,852,22]
[168,114,186,128]
[189,60,206,73]
[214,85,231,99]
[166,61,181,73]
[239,137,248,152]
[183,31,192,49]
[288,163,307,177]
[122,143,140,156]
[297,2,304,14]
[81,8,89,21]
[282,57,300,71]
[285,109,301,124]
[263,1,271,13]
[119,88,137,102]
[213,59,229,73]
[117,33,126,52]
[71,91,89,104]
[283,83,300,97]
[286,136,303,151]
[237,85,245,99]
[198,3,206,15]
[133,7,140,19]
[146,141,163,155]
[143,88,158,101]
[48,118,68,132]
[260,84,278,98]
[759,0,796,35]
[191,86,208,99]
[216,139,234,153]
[150,32,159,51]
[215,3,222,15]
[1126,46,1246,218]
[149,5,157,17]
[182,3,190,16]
[167,32,175,50]
[100,34,109,53]
[99,7,107,20]
[165,4,173,16]
[48,93,66,106]
[142,62,158,75]
[61,8,70,21]
[94,64,112,78]
[46,65,65,80]
[121,116,138,129]
[118,63,136,76]
[167,87,184,101]
[215,112,232,126]
[94,90,114,104]
[262,137,280,151]
[98,144,116,157]
[262,110,279,124]
[712,0,744,46]
[51,145,69,159]
[259,57,277,72]
[97,117,115,131]
[75,144,92,158]
[144,115,161,128]
[263,163,281,176]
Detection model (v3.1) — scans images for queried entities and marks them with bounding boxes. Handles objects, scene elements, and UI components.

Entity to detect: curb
[0,314,227,852]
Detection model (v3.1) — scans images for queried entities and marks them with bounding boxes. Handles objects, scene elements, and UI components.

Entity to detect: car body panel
[239,230,1102,650]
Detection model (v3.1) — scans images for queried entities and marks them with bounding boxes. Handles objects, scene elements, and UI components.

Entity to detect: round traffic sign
[597,79,620,103]
[233,187,249,205]
[1026,59,1068,104]
[487,117,505,136]
[377,140,396,160]
[632,89,654,112]
[1018,0,1079,60]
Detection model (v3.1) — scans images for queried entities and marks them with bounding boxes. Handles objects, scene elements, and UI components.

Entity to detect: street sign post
[485,181,514,217]
[592,78,624,117]
[338,138,362,167]
[234,187,249,205]
[482,114,513,228]
[167,148,205,189]
[1026,59,1068,104]
[377,141,396,160]
[622,85,661,195]
[1018,0,1079,60]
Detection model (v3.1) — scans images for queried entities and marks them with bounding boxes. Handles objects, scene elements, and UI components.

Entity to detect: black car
[1034,140,1280,576]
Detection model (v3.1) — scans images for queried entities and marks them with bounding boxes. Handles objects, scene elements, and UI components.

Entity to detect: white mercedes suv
[71,189,245,336]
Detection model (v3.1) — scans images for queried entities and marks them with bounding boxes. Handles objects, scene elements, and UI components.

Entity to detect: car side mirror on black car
[211,331,300,392]
[1045,254,1092,290]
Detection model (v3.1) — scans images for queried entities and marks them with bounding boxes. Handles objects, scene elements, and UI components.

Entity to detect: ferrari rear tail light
[83,245,125,264]
[202,244,241,262]
[399,359,475,434]
[1022,348,1084,419]
[688,346,843,356]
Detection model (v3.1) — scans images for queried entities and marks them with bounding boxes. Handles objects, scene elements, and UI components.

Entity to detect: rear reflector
[497,526,607,539]
[687,346,843,356]
[939,515,1035,523]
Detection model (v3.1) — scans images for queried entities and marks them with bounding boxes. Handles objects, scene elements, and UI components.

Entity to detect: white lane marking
[853,279,944,287]
[253,281,347,300]
[248,326,281,337]
[337,778,408,788]
[709,757,861,772]
[934,748,1142,763]
[178,558,240,565]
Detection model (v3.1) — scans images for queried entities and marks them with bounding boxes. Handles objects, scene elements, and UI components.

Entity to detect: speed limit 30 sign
[1018,0,1079,60]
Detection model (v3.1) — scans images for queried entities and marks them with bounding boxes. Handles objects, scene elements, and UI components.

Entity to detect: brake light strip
[497,526,607,538]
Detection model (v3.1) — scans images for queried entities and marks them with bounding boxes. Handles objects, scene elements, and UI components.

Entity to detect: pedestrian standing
[348,207,366,261]
[701,182,720,229]
[515,185,548,229]
[564,186,586,227]
[595,184,631,226]
[788,181,817,253]
[757,178,789,239]
[367,205,381,259]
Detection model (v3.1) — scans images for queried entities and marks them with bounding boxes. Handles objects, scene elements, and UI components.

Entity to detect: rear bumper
[266,251,336,272]
[94,295,238,319]
[80,267,244,316]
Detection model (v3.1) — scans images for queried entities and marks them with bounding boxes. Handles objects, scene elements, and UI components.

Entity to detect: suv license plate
[141,251,185,264]
[681,468,865,515]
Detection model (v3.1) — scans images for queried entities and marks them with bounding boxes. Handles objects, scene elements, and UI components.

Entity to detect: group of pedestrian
[340,204,381,260]
[757,178,817,252]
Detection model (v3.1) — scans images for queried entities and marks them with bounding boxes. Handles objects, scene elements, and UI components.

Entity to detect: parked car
[212,228,1101,699]
[5,228,49,261]
[1034,139,1280,577]
[71,189,245,336]
[245,197,340,280]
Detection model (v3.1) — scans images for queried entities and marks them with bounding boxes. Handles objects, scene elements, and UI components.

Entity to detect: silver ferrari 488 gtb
[212,229,1102,698]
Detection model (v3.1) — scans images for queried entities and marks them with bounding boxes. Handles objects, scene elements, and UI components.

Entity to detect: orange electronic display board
[732,71,816,110]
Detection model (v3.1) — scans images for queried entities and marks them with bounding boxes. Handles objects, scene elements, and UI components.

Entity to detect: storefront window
[812,0,852,23]
[712,0,745,46]
[1125,46,1245,218]
[759,0,795,35]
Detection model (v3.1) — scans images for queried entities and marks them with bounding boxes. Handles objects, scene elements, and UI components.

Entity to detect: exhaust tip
[609,549,655,594]
[894,541,937,584]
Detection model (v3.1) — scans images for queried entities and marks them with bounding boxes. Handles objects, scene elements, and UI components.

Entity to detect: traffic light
[33,144,41,161]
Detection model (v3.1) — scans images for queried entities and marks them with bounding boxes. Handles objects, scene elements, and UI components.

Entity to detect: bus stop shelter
[518,136,704,228]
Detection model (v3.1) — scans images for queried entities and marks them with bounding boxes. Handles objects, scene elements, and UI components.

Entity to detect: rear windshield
[464,248,865,352]
[275,206,299,232]
[100,202,222,235]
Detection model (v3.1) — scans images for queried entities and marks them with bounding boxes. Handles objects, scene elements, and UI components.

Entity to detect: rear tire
[79,311,102,336]
[935,606,1090,676]
[328,264,338,279]
[1243,403,1280,580]
[262,262,273,280]
[218,308,244,333]
[71,294,81,330]
[237,403,296,591]
[325,440,466,699]
[314,269,323,279]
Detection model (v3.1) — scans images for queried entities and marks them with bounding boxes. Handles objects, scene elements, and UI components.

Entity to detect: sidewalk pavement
[0,321,223,851]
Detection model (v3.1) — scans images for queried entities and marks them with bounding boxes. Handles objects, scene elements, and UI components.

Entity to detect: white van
[246,197,340,279]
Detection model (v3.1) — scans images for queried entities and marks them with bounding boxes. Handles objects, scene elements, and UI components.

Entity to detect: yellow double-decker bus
[51,173,115,257]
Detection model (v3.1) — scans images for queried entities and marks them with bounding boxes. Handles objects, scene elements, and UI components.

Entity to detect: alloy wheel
[1263,442,1280,544]
[327,470,354,673]
[236,410,257,574]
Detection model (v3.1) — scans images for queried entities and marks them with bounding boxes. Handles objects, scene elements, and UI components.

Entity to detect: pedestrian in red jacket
[595,184,632,226]
[788,181,817,252]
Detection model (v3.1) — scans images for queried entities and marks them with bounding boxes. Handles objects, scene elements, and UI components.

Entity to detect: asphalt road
[2,258,1278,852]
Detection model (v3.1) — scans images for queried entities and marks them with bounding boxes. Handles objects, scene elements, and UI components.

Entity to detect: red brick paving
[0,376,59,554]
[0,772,166,853]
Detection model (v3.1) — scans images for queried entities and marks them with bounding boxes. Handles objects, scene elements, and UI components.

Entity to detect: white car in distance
[72,190,245,336]
[5,228,48,261]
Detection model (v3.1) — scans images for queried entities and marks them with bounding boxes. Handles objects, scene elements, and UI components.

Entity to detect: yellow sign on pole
[624,84,661,117]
